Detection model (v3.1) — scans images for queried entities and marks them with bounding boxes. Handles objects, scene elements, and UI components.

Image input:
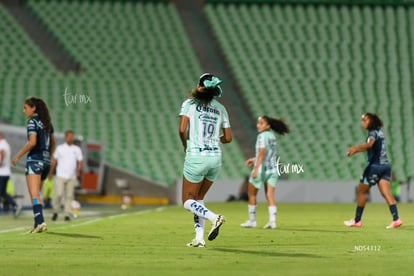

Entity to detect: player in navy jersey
[344,113,402,229]
[179,73,232,247]
[12,97,55,233]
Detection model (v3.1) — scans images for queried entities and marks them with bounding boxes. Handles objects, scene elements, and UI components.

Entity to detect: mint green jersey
[255,130,277,174]
[179,99,230,157]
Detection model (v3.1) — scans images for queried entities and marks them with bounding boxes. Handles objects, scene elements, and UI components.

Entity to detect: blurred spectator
[49,130,83,222]
[0,132,20,216]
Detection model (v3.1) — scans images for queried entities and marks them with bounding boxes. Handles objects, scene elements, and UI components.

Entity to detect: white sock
[248,204,256,222]
[194,200,205,240]
[184,199,216,221]
[269,205,277,223]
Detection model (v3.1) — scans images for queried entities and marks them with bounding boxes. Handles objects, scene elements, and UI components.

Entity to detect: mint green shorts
[249,171,278,189]
[183,155,222,183]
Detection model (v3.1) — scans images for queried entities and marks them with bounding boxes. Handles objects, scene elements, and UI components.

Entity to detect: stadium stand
[0,0,247,185]
[1,0,413,183]
[205,2,414,180]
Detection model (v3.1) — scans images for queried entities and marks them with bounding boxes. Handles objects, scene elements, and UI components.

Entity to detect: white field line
[0,227,28,234]
[0,207,166,235]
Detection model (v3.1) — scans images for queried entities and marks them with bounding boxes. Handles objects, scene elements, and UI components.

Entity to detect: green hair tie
[203,77,223,97]
[203,76,222,88]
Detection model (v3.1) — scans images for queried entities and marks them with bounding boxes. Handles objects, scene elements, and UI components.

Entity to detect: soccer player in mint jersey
[12,97,55,233]
[344,113,402,229]
[241,116,289,229]
[179,73,232,247]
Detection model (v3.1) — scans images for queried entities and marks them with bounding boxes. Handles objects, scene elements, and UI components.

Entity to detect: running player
[179,73,232,247]
[344,112,402,229]
[240,116,289,229]
[12,97,55,233]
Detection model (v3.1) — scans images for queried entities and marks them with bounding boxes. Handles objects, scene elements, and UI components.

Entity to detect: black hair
[25,97,52,136]
[261,116,290,135]
[189,73,221,106]
[363,112,383,130]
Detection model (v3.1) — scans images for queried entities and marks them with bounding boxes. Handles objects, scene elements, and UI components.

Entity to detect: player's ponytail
[262,116,289,135]
[25,97,52,136]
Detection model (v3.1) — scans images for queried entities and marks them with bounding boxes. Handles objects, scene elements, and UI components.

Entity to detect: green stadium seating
[0,1,247,185]
[2,1,413,182]
[205,3,414,180]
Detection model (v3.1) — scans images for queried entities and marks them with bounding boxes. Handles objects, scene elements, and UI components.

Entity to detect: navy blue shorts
[360,164,391,186]
[25,161,50,181]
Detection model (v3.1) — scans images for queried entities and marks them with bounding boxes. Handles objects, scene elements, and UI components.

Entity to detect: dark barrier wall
[102,164,177,204]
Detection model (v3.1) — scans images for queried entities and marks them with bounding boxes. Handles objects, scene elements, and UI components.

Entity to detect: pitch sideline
[0,207,166,235]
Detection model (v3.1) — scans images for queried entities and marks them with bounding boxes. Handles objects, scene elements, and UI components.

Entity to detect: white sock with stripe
[268,205,277,223]
[184,199,216,222]
[194,200,205,241]
[248,204,256,222]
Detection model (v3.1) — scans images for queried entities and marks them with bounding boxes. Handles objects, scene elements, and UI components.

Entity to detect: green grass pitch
[0,202,412,275]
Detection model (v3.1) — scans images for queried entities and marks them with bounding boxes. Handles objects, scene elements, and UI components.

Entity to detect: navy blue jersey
[26,114,54,164]
[366,129,388,165]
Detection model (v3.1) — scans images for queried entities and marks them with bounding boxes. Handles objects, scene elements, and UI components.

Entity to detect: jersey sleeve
[27,119,37,136]
[179,99,192,117]
[221,106,231,128]
[367,130,377,142]
[257,133,266,148]
[76,146,84,161]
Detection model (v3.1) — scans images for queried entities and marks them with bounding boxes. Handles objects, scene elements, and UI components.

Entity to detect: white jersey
[0,139,11,176]
[179,98,230,156]
[53,142,83,179]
